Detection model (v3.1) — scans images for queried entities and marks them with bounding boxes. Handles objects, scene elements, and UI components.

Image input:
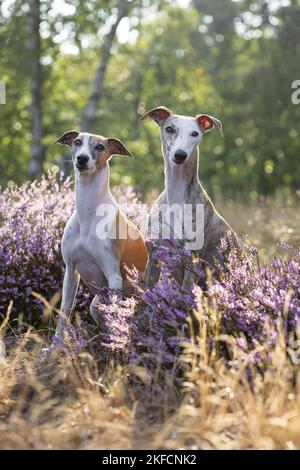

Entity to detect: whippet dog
[140,106,236,287]
[46,131,148,351]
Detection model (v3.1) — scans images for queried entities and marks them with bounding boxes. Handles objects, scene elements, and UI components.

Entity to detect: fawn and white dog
[140,106,236,287]
[46,131,148,351]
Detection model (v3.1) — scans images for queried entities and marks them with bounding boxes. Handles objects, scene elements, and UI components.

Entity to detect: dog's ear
[52,130,79,146]
[140,106,172,126]
[196,114,223,136]
[107,138,133,158]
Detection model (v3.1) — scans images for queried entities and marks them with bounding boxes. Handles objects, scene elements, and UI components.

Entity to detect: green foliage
[0,0,299,198]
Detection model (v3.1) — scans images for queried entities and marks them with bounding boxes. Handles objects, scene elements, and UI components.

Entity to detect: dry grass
[219,196,300,262]
[0,321,299,450]
[0,199,299,450]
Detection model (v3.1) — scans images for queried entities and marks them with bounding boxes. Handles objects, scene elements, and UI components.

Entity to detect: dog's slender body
[140,107,236,286]
[48,131,147,349]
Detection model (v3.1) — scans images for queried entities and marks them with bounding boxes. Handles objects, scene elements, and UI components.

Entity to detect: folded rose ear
[107,138,133,158]
[52,130,79,146]
[196,114,223,136]
[139,106,172,126]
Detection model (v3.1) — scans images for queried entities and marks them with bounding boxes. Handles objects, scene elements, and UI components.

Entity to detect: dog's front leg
[55,266,80,340]
[107,272,123,304]
[181,268,199,292]
[99,253,123,304]
[42,266,80,355]
[89,271,121,333]
[145,253,161,287]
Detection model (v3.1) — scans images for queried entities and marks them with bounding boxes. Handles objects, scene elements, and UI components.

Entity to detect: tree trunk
[81,0,131,131]
[28,0,45,179]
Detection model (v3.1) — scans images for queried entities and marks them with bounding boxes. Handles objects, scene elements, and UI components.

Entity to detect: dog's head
[53,131,133,176]
[140,106,223,166]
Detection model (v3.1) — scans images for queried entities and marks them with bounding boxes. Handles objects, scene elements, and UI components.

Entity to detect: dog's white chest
[62,211,115,286]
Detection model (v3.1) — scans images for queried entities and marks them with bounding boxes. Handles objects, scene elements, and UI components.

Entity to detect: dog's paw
[40,347,52,359]
[40,345,60,359]
[41,346,51,355]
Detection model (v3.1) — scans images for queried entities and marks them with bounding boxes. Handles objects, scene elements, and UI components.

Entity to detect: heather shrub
[0,171,75,325]
[1,173,299,382]
[157,240,299,364]
[95,238,300,381]
[212,240,300,352]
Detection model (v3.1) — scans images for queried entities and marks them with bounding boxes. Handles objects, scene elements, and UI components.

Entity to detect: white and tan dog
[46,131,148,351]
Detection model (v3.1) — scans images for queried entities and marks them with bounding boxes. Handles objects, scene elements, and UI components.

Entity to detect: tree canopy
[0,0,299,199]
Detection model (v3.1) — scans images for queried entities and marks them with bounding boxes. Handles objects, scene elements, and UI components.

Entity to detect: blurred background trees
[0,0,299,200]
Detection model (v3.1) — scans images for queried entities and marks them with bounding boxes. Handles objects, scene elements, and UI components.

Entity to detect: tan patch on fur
[110,211,148,278]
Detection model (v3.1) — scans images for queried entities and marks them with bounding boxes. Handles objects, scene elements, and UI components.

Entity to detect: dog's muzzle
[76,155,89,170]
[173,149,187,164]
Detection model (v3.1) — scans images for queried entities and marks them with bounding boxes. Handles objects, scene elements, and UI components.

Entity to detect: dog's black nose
[77,155,89,165]
[174,149,187,164]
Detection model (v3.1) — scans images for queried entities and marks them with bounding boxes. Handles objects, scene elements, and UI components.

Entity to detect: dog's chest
[62,213,115,283]
[148,193,204,249]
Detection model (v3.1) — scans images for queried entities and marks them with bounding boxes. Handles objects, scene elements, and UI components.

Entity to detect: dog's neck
[75,164,111,231]
[163,146,200,205]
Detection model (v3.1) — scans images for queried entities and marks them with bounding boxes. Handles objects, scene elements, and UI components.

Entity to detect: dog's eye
[191,131,199,137]
[95,144,105,152]
[165,126,175,134]
[74,139,82,146]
